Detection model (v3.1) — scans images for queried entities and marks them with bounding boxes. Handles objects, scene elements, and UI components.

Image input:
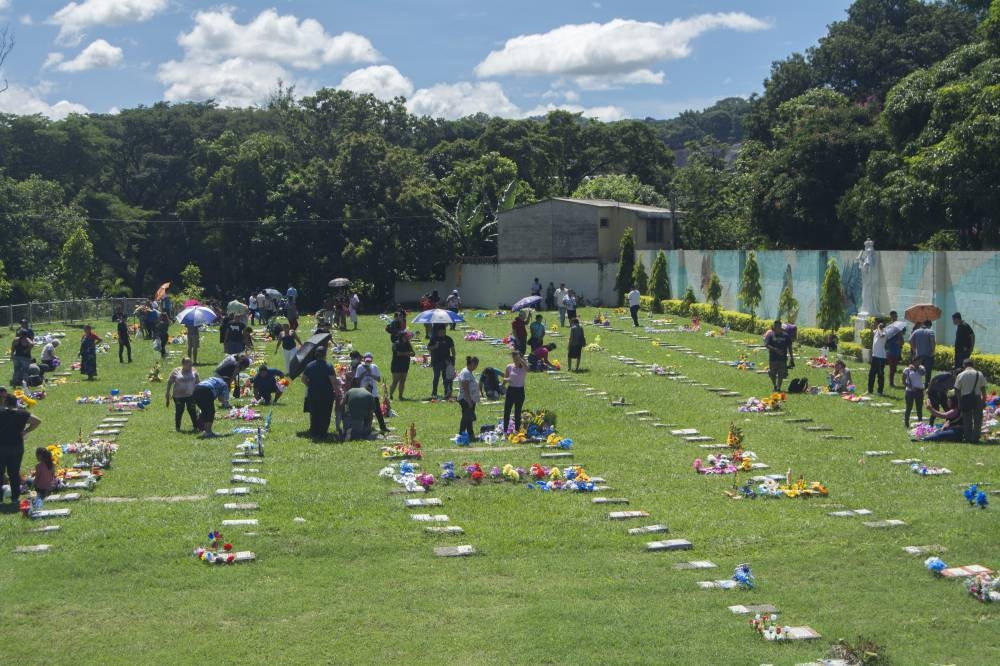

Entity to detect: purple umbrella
[512,295,542,311]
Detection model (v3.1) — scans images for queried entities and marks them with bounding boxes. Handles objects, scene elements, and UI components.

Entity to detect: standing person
[192,375,230,438]
[255,291,267,327]
[165,357,200,432]
[545,281,556,311]
[9,328,34,386]
[511,312,528,355]
[444,290,462,330]
[567,317,586,372]
[763,319,790,392]
[252,365,284,405]
[955,358,988,443]
[530,277,542,298]
[113,309,133,363]
[355,352,383,397]
[389,334,415,401]
[33,447,57,499]
[144,304,160,341]
[627,286,641,327]
[952,312,975,369]
[457,356,480,440]
[349,291,360,330]
[39,340,60,374]
[285,299,299,332]
[344,386,388,440]
[301,346,336,439]
[18,318,35,339]
[563,290,578,322]
[529,314,546,351]
[867,320,887,395]
[428,325,456,399]
[0,393,41,507]
[275,324,301,373]
[909,320,936,379]
[248,293,258,326]
[156,313,170,359]
[185,320,200,365]
[502,351,528,433]
[223,315,247,355]
[885,311,904,387]
[286,285,298,305]
[902,358,925,428]
[78,325,102,380]
[554,283,568,327]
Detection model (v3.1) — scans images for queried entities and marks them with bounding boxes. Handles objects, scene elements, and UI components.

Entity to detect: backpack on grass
[787,377,809,393]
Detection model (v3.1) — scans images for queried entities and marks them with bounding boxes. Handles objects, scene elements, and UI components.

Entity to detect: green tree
[0,258,12,302]
[739,251,762,321]
[680,285,697,315]
[571,173,666,206]
[706,272,723,318]
[778,285,799,323]
[817,258,846,331]
[614,227,636,306]
[59,227,96,297]
[179,263,204,303]
[648,250,670,312]
[631,257,648,295]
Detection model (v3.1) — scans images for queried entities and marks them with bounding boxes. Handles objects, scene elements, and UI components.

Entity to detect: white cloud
[0,82,89,119]
[0,0,10,10]
[50,0,168,45]
[338,65,414,101]
[475,13,768,81]
[522,103,627,123]
[159,56,292,108]
[21,14,34,26]
[573,69,665,90]
[407,81,520,119]
[43,52,65,69]
[178,8,380,69]
[55,39,123,72]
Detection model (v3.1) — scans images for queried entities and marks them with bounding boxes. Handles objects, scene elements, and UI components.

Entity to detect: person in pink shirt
[503,351,528,433]
[33,446,57,498]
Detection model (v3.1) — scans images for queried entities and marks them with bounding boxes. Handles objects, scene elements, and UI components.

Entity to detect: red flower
[226,554,235,563]
[223,543,233,552]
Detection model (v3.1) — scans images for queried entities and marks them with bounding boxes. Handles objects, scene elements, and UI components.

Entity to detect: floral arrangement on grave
[750,612,785,640]
[733,563,755,590]
[193,530,239,565]
[807,356,836,369]
[727,423,744,449]
[13,389,39,409]
[226,406,261,421]
[963,484,989,509]
[464,330,486,341]
[925,556,948,577]
[737,393,785,413]
[732,353,755,371]
[693,451,756,475]
[968,572,1000,602]
[753,476,828,498]
[276,377,290,394]
[148,363,161,382]
[61,439,117,468]
[380,424,422,459]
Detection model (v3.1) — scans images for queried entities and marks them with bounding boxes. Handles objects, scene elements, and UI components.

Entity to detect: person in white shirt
[627,287,642,327]
[457,356,480,440]
[867,320,887,395]
[39,340,60,373]
[954,358,987,443]
[902,358,925,428]
[349,292,360,330]
[355,352,382,397]
[553,283,568,327]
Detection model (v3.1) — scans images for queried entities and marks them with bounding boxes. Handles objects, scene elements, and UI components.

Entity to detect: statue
[856,238,876,316]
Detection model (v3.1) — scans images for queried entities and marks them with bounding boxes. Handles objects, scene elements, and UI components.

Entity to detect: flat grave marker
[14,544,51,553]
[628,524,668,535]
[223,503,259,511]
[30,509,70,519]
[609,510,650,520]
[670,429,699,436]
[827,509,873,517]
[673,561,717,570]
[29,525,61,533]
[411,514,450,522]
[863,519,907,528]
[434,545,476,557]
[902,545,947,556]
[216,487,250,496]
[221,518,258,526]
[591,497,629,505]
[940,564,993,578]
[729,604,779,615]
[45,493,81,502]
[685,436,715,442]
[425,526,464,535]
[647,539,693,551]
[405,498,443,507]
[769,626,821,641]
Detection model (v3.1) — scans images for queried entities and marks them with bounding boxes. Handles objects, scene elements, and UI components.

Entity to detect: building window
[646,220,664,243]
[600,217,609,228]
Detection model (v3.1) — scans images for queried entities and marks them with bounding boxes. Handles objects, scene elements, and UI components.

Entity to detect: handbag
[153,339,162,352]
[444,362,456,381]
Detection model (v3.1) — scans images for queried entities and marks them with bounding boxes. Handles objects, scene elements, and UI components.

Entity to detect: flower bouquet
[737,393,785,413]
[193,530,254,565]
[968,573,1000,602]
[963,484,989,509]
[750,613,785,640]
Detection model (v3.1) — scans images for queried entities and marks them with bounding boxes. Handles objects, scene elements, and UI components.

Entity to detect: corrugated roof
[551,197,674,215]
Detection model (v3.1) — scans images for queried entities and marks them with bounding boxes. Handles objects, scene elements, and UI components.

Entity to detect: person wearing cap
[301,346,338,439]
[9,328,34,386]
[1,391,42,506]
[444,290,462,330]
[192,376,231,438]
[39,339,60,374]
[952,312,975,369]
[955,358,987,443]
[78,325,102,380]
[355,353,382,397]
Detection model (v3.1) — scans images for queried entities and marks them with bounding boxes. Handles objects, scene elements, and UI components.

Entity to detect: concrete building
[497,197,676,263]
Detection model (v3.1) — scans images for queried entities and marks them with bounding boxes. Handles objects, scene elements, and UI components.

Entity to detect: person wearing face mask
[355,352,383,397]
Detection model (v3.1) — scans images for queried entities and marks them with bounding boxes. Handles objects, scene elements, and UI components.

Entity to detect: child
[902,358,925,428]
[34,447,56,498]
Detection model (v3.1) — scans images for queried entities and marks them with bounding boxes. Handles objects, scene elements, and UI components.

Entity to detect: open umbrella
[175,306,218,327]
[227,299,249,315]
[155,282,171,300]
[288,332,331,379]
[264,288,283,300]
[904,303,942,324]
[884,320,908,338]
[512,295,542,311]
[411,308,465,325]
[328,277,351,288]
[183,298,200,307]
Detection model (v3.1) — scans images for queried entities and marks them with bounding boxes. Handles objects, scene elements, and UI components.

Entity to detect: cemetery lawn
[2,311,998,665]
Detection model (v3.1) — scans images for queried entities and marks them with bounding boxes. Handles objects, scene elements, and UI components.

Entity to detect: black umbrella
[288,332,331,379]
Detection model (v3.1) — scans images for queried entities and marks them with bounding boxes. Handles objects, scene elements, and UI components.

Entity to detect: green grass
[2,311,999,665]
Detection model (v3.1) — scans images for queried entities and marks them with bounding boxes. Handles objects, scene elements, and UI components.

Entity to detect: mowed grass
[1,310,999,665]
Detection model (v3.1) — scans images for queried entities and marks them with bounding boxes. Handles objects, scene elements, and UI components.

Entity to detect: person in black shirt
[952,312,975,369]
[252,365,284,405]
[223,318,247,355]
[925,371,956,425]
[0,392,42,506]
[427,325,456,399]
[763,320,791,392]
[113,309,132,363]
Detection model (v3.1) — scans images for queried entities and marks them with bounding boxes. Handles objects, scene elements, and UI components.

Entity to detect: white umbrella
[176,306,218,326]
[411,308,465,325]
[227,300,249,315]
[884,320,907,338]
[328,278,351,288]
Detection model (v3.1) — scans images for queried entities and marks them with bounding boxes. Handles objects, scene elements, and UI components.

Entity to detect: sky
[0,0,855,121]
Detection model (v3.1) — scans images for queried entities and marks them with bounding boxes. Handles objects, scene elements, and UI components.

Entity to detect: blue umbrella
[512,295,542,311]
[175,305,218,327]
[412,308,465,324]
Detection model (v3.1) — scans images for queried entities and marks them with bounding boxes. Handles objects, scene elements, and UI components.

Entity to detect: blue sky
[0,0,854,120]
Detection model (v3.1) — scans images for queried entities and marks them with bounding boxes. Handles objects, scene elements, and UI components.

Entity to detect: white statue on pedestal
[857,238,876,316]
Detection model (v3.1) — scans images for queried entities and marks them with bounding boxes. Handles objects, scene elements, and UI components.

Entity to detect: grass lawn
[2,309,998,665]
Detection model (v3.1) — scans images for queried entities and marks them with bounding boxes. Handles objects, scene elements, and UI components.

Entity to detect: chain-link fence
[2,298,149,329]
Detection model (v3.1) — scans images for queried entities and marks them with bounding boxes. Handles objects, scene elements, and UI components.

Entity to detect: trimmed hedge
[639,296,1000,384]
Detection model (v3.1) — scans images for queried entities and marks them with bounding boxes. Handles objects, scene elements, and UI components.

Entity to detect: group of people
[0,385,46,509]
[301,347,388,442]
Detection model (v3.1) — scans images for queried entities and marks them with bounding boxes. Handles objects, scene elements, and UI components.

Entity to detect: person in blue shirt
[192,376,230,438]
[286,285,298,305]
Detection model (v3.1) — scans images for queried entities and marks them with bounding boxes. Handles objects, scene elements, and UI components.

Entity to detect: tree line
[1,0,997,308]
